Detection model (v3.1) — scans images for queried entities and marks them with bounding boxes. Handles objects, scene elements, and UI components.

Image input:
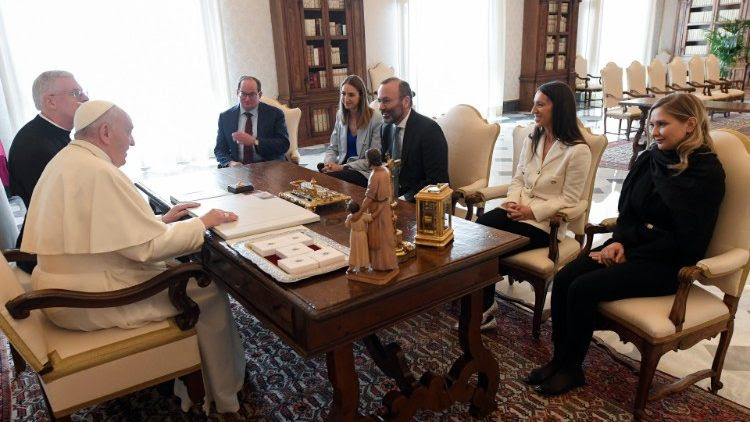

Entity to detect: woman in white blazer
[476,81,592,330]
[321,75,382,187]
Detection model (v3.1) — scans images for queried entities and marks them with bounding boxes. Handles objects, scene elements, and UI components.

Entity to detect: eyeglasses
[50,89,88,99]
[238,91,259,99]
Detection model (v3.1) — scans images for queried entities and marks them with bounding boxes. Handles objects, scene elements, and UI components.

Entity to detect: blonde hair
[337,75,374,130]
[647,92,714,173]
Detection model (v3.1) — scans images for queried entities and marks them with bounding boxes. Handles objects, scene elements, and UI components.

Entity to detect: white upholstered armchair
[436,104,500,220]
[0,251,207,420]
[260,97,301,164]
[584,129,750,419]
[465,122,608,338]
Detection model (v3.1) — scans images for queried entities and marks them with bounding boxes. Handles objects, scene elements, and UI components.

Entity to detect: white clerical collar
[38,113,70,131]
[396,108,411,130]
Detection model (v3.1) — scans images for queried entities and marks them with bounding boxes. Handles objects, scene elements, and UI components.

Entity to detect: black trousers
[326,169,368,188]
[551,243,680,368]
[476,208,551,311]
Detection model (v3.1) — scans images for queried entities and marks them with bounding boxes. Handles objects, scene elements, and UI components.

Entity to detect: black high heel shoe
[523,360,561,385]
[533,367,585,396]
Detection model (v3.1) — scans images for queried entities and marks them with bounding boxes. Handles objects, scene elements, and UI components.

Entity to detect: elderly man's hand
[590,242,626,267]
[162,202,199,224]
[232,131,257,146]
[200,208,238,228]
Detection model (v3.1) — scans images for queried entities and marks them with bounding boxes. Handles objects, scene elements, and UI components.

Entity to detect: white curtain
[578,0,658,74]
[0,0,229,173]
[399,0,505,119]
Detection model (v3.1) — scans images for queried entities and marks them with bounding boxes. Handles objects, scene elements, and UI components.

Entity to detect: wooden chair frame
[2,250,207,420]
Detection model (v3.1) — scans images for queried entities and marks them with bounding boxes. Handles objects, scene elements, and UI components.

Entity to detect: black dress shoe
[523,360,561,385]
[533,368,585,396]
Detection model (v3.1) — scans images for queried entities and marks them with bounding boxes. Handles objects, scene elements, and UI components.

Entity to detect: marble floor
[298,105,750,408]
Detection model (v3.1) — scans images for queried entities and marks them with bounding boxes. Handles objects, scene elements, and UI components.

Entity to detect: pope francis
[21,100,246,414]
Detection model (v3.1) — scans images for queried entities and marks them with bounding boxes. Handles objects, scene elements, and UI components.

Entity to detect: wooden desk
[619,97,750,170]
[136,162,527,421]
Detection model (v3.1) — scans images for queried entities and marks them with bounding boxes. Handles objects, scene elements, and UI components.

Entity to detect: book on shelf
[546,36,555,53]
[312,109,331,132]
[558,38,566,52]
[545,56,554,70]
[327,0,344,8]
[557,54,566,70]
[332,67,348,87]
[331,47,341,65]
[303,0,322,8]
[561,2,568,13]
[559,16,567,33]
[304,18,322,36]
[547,15,557,32]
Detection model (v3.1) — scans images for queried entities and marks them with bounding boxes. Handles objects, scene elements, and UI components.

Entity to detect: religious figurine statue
[347,148,399,284]
[344,200,372,274]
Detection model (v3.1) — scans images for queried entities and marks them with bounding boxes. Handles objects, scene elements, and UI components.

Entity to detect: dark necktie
[242,112,254,164]
[392,126,402,196]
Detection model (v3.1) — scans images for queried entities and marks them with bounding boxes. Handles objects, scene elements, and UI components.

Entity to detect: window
[0,0,227,172]
[400,0,504,119]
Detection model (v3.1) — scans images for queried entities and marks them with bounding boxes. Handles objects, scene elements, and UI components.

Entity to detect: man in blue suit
[214,76,289,167]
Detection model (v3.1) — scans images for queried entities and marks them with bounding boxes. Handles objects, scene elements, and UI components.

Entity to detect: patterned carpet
[2,300,750,421]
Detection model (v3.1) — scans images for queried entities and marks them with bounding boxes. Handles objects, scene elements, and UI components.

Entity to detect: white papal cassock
[21,140,245,413]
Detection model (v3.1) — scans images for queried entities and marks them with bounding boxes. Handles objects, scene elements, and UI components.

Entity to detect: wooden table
[136,161,527,421]
[619,97,750,170]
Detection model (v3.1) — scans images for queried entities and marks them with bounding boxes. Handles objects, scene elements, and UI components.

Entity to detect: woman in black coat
[526,93,726,396]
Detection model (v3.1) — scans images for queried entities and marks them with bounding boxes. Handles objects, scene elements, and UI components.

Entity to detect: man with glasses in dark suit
[214,76,289,167]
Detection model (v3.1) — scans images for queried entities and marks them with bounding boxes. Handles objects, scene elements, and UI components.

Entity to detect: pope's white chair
[260,96,301,164]
[0,250,206,420]
[585,129,750,419]
[436,104,500,220]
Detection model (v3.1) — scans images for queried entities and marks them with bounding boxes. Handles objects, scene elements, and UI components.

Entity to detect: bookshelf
[270,0,366,147]
[675,0,750,56]
[519,0,581,111]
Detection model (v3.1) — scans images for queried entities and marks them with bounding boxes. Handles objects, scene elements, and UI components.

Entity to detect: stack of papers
[188,194,320,239]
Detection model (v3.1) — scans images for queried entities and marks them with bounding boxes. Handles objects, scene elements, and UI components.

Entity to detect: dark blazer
[381,109,449,202]
[214,102,289,167]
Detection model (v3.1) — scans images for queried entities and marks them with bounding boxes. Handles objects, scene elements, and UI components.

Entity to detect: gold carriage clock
[415,183,454,247]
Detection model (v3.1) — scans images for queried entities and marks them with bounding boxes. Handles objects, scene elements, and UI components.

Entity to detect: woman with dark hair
[322,74,382,187]
[527,92,725,396]
[475,80,592,330]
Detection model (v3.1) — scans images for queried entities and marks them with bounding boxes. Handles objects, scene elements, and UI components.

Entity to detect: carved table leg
[453,289,499,417]
[629,105,650,170]
[326,343,366,422]
[362,290,499,420]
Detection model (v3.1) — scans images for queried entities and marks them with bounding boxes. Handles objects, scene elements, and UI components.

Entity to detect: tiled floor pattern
[299,105,750,408]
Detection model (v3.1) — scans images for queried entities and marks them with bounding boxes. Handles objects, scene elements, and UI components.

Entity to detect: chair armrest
[668,248,749,331]
[647,87,671,95]
[625,90,655,98]
[668,84,696,93]
[470,184,511,203]
[6,262,210,330]
[2,249,36,263]
[556,200,588,222]
[696,248,750,278]
[454,179,488,198]
[581,217,617,256]
[587,74,601,82]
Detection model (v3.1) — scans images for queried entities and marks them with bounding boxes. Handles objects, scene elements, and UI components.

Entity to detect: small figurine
[347,148,399,284]
[344,200,372,274]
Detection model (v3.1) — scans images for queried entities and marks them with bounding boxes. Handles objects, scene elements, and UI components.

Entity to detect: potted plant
[705,19,750,78]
